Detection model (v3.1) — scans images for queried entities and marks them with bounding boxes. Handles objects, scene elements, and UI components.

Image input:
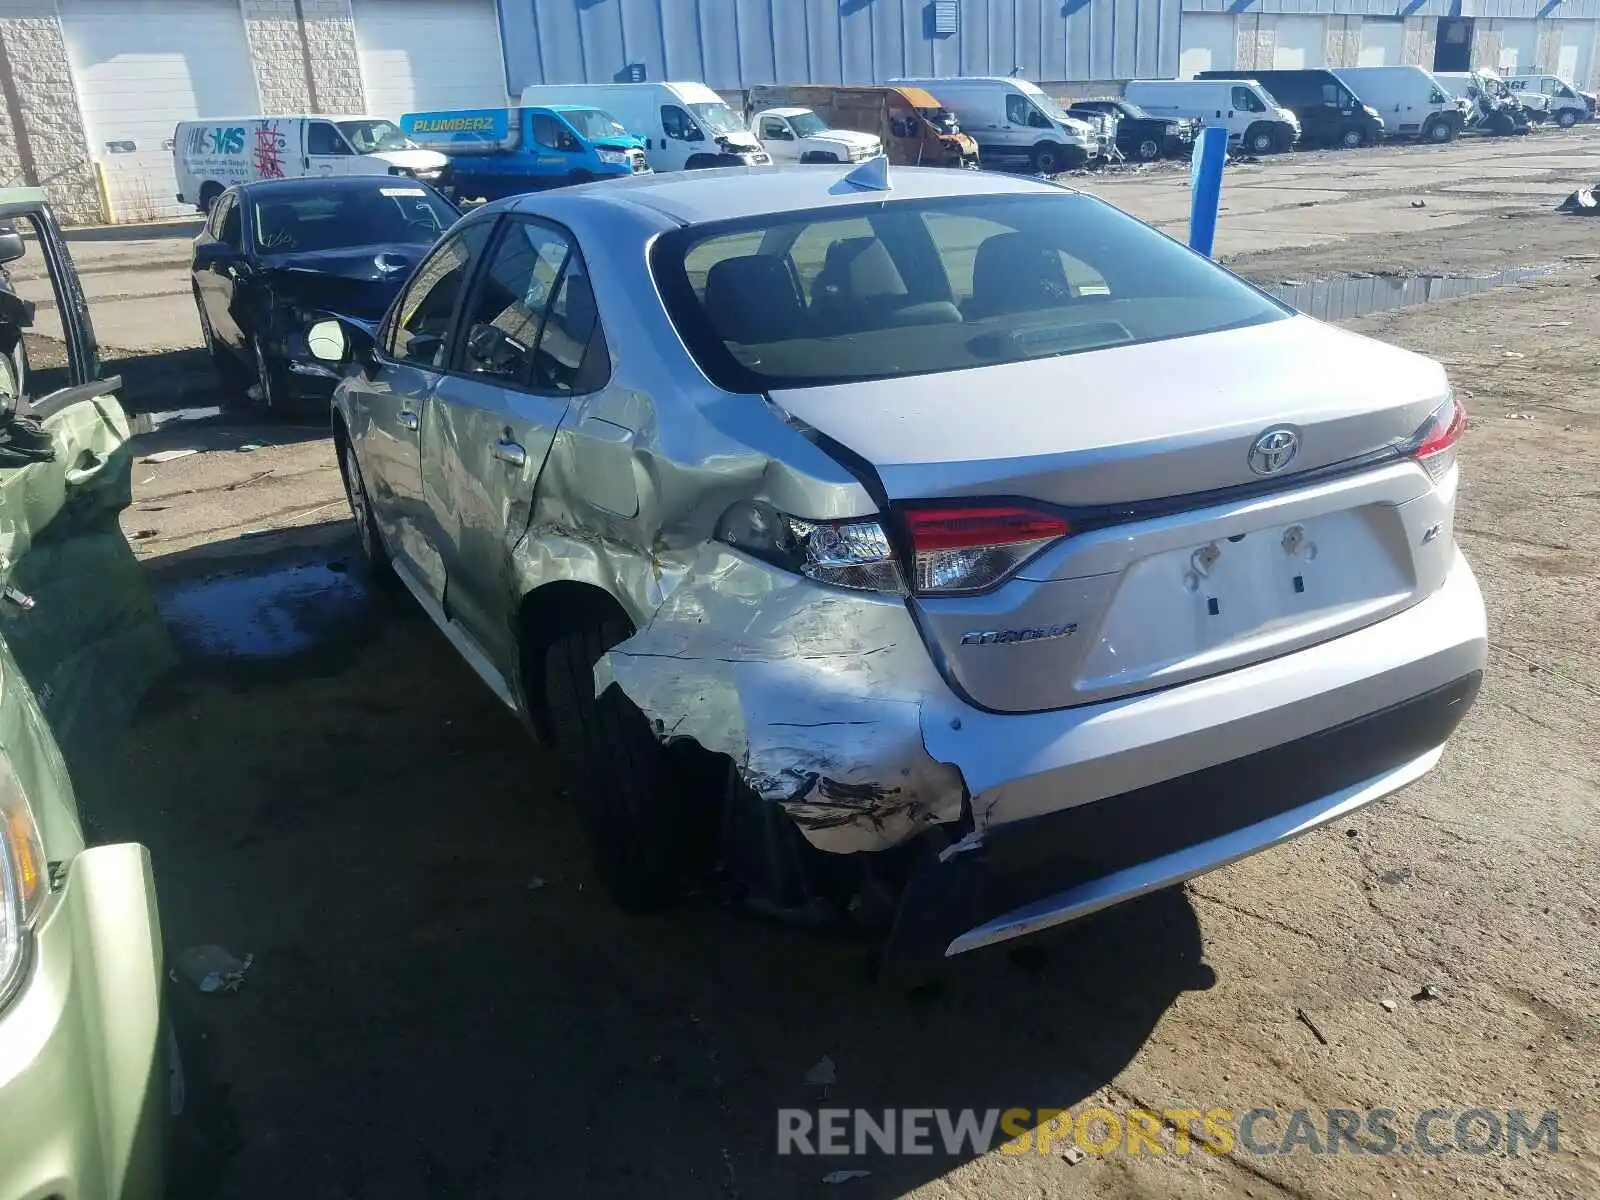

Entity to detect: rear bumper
[900,549,1486,964]
[0,843,166,1200]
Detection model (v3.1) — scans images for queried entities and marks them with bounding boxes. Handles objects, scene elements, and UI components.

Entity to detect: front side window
[307,122,352,156]
[651,192,1286,391]
[759,117,793,140]
[456,220,605,394]
[217,196,242,249]
[386,223,492,366]
[531,114,573,150]
[1233,86,1266,113]
[1005,94,1031,125]
[661,105,698,141]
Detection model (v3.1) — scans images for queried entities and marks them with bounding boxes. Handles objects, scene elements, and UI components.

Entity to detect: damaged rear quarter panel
[599,547,968,854]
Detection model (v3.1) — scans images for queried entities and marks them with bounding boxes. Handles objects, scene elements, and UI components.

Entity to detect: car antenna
[842,154,891,192]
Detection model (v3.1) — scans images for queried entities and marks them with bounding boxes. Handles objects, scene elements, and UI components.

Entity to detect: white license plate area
[1078,508,1412,690]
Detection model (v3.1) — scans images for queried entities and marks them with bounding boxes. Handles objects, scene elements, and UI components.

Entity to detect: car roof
[236,175,441,198]
[502,163,1071,227]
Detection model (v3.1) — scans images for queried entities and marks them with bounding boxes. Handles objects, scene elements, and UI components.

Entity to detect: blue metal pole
[1188,126,1228,258]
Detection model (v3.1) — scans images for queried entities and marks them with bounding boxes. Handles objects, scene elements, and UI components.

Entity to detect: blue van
[399,105,650,200]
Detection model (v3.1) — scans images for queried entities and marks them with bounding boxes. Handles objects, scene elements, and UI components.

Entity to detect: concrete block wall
[241,0,364,115]
[1236,15,1274,72]
[0,0,96,223]
[299,0,366,114]
[1325,17,1360,70]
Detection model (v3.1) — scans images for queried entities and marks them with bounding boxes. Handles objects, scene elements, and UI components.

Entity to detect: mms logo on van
[186,126,246,155]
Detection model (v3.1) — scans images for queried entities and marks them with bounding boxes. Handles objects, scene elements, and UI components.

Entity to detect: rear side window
[651,192,1286,391]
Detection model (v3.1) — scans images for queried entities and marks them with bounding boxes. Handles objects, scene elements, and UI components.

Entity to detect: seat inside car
[810,236,909,330]
[703,254,808,344]
[963,231,1074,320]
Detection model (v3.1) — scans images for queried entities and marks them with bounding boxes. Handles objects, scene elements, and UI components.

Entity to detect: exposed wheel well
[517,580,634,742]
[799,150,840,164]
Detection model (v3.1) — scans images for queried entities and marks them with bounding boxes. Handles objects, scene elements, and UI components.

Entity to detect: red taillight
[1414,395,1467,480]
[903,504,1070,594]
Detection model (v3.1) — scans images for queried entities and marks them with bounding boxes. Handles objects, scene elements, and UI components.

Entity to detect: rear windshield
[651,192,1287,390]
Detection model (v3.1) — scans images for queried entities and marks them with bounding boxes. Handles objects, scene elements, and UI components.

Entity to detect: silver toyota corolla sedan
[315,159,1486,972]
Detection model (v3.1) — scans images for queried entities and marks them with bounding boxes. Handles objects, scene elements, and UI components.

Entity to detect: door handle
[398,410,419,432]
[492,438,526,467]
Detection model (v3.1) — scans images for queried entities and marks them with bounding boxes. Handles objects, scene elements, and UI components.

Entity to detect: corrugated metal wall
[499,0,1183,92]
[1180,0,1600,15]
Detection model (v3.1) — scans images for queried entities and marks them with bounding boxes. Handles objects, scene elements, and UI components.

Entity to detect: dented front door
[420,216,596,672]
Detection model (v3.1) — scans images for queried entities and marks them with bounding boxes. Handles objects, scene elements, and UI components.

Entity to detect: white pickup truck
[747,107,882,163]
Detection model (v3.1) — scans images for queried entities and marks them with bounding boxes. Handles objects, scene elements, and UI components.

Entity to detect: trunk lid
[771,317,1457,712]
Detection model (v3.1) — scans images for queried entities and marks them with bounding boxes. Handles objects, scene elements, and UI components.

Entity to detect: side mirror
[0,227,23,266]
[194,242,238,270]
[307,319,348,364]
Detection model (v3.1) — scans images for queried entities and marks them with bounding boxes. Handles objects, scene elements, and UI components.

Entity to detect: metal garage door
[60,0,259,222]
[1179,14,1236,79]
[353,0,506,120]
[1557,20,1594,88]
[1495,20,1538,75]
[1272,16,1327,70]
[1359,19,1406,67]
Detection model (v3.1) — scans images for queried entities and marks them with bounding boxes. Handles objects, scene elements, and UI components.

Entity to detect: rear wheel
[1559,109,1579,128]
[543,617,686,910]
[194,284,247,395]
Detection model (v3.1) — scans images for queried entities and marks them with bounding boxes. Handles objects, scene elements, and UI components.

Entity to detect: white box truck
[1505,72,1592,126]
[173,115,448,213]
[889,76,1097,172]
[1331,66,1466,142]
[1122,80,1300,153]
[518,82,768,171]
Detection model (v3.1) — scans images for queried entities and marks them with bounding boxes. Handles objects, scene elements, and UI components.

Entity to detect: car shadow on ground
[95,532,1215,1198]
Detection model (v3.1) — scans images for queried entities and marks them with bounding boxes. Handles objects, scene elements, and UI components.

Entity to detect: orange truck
[745,84,979,168]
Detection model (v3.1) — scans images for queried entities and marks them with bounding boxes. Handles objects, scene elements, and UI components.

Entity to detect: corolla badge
[1248,427,1300,475]
[961,622,1077,646]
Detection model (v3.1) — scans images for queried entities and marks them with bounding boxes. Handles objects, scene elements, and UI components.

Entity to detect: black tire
[543,617,685,911]
[1340,128,1364,149]
[1246,125,1277,155]
[567,169,594,185]
[1136,137,1162,161]
[193,285,247,394]
[1490,111,1517,136]
[685,154,719,170]
[1559,109,1579,128]
[800,150,841,164]
[337,433,393,581]
[1424,117,1454,144]
[250,331,289,415]
[1030,142,1070,174]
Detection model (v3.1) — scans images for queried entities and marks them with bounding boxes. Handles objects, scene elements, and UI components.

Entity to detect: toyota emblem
[1248,427,1300,475]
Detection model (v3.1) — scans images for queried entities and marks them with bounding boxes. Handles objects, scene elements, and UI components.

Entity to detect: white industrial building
[0,0,1594,224]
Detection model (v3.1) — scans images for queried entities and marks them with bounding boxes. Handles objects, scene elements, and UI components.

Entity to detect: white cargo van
[1123,80,1299,153]
[1331,66,1466,142]
[517,82,767,171]
[173,115,448,213]
[1505,73,1592,126]
[890,76,1097,172]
